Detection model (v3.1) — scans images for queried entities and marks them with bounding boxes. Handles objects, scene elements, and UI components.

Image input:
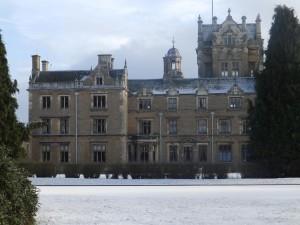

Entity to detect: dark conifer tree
[0,32,38,224]
[249,5,300,176]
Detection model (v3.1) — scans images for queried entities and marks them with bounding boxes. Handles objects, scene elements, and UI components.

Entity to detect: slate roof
[35,70,90,83]
[128,77,255,94]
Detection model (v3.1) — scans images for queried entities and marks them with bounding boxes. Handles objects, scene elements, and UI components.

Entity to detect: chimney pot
[41,60,49,71]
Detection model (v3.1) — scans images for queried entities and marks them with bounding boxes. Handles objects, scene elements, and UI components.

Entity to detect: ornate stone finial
[172,36,175,48]
[242,16,247,22]
[256,14,261,22]
[198,15,203,23]
[228,8,231,16]
[124,59,127,69]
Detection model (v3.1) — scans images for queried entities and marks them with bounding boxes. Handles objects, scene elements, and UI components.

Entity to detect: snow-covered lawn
[36,184,300,225]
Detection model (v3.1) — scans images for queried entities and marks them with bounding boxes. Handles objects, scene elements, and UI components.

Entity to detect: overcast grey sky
[0,0,299,122]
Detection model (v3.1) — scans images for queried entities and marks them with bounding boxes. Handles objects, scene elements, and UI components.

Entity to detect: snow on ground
[36,184,300,225]
[30,177,300,186]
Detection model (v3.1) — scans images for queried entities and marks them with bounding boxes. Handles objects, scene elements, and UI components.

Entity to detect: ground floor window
[41,144,50,162]
[183,146,193,161]
[128,144,137,162]
[169,145,178,162]
[140,144,150,162]
[241,144,252,162]
[60,144,69,163]
[199,145,208,162]
[219,144,232,162]
[92,144,106,162]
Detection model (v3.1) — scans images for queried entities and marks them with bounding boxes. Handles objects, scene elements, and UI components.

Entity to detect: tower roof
[166,47,181,58]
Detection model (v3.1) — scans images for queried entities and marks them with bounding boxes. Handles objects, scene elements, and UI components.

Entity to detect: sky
[0,0,299,123]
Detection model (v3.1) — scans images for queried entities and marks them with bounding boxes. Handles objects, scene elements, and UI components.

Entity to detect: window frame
[198,144,208,162]
[60,95,69,109]
[41,144,51,162]
[197,118,208,135]
[60,144,69,163]
[218,119,231,134]
[138,98,152,111]
[168,118,177,135]
[60,118,69,134]
[91,94,107,110]
[41,95,51,109]
[169,144,179,162]
[228,96,242,110]
[167,97,178,112]
[139,120,152,135]
[197,96,208,110]
[92,143,106,163]
[218,144,232,162]
[93,118,107,134]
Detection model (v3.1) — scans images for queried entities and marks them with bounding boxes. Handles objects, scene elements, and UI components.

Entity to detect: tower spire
[172,36,175,48]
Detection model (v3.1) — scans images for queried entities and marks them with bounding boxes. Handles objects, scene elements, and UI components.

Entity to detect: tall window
[96,77,103,85]
[92,144,106,162]
[60,144,69,163]
[198,97,207,110]
[199,145,208,162]
[198,119,208,135]
[42,119,51,134]
[241,144,252,162]
[167,97,177,111]
[183,146,193,162]
[128,144,137,162]
[221,62,228,77]
[218,119,231,134]
[139,99,151,111]
[232,62,239,77]
[171,62,176,70]
[93,95,106,109]
[41,144,50,162]
[140,144,150,162]
[223,34,235,46]
[93,119,106,134]
[139,120,151,135]
[42,96,51,109]
[60,118,69,134]
[169,145,178,162]
[241,119,250,135]
[229,97,242,109]
[219,144,232,162]
[168,119,177,135]
[60,96,69,109]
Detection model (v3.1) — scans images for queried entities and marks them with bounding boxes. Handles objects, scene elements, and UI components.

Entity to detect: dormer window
[96,77,103,85]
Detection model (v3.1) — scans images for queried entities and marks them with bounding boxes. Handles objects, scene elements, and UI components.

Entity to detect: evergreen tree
[249,5,300,177]
[0,32,38,224]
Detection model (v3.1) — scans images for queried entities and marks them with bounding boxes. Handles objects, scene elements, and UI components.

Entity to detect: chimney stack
[32,55,40,74]
[41,60,49,71]
[242,16,247,31]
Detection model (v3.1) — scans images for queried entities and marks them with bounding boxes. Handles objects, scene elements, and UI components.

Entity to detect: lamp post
[75,92,79,164]
[159,112,163,163]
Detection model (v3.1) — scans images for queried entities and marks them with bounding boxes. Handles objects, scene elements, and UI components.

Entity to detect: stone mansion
[27,10,263,171]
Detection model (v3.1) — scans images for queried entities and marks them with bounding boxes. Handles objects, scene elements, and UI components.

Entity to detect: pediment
[228,84,244,95]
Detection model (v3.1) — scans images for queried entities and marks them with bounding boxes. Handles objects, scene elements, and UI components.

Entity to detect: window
[241,144,252,162]
[60,96,69,109]
[60,118,69,134]
[139,120,151,135]
[139,99,151,111]
[205,63,212,76]
[168,119,177,135]
[140,144,150,162]
[198,119,208,135]
[198,97,207,110]
[199,145,208,162]
[171,62,176,70]
[42,119,51,134]
[92,144,106,162]
[229,97,242,109]
[218,119,231,134]
[96,77,103,85]
[169,145,178,162]
[128,144,137,162]
[232,62,239,77]
[223,34,235,46]
[219,144,232,162]
[221,62,228,77]
[183,146,193,162]
[167,97,177,111]
[41,144,50,162]
[249,62,255,76]
[42,96,51,109]
[93,95,106,109]
[241,119,250,135]
[93,119,106,134]
[60,144,69,163]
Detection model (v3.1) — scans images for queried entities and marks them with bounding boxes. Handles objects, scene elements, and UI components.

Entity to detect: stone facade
[28,10,262,171]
